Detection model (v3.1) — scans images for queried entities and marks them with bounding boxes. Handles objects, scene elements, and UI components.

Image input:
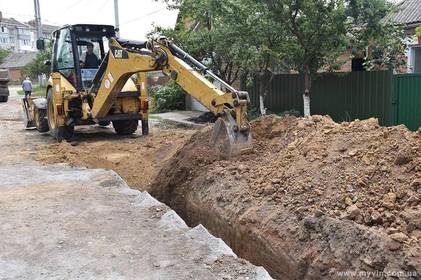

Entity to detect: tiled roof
[0,52,37,68]
[385,0,421,25]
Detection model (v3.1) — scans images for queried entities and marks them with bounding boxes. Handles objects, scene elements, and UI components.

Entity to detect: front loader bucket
[210,113,252,158]
[21,98,35,128]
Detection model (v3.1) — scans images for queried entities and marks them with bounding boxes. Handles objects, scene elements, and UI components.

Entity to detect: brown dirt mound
[150,115,421,280]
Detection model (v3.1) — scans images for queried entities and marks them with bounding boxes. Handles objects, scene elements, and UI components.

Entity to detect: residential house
[0,12,59,83]
[0,12,58,53]
[385,0,421,73]
[0,52,37,82]
[0,13,33,53]
[27,20,58,39]
[336,0,421,73]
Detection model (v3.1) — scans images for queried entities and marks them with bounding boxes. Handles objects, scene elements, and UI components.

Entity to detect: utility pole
[114,0,120,37]
[33,0,42,39]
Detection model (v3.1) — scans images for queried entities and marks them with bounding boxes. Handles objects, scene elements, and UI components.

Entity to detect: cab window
[55,29,74,70]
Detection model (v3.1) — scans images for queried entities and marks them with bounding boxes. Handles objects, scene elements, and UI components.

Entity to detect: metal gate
[394,74,421,131]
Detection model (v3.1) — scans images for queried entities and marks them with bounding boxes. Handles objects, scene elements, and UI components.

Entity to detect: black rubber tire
[0,96,7,102]
[98,121,111,127]
[47,88,74,142]
[34,106,49,133]
[112,119,138,135]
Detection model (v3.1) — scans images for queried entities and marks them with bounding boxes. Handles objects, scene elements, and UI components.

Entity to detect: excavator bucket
[210,112,252,158]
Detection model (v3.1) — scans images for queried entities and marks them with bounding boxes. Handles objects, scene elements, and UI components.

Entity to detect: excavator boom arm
[91,37,252,156]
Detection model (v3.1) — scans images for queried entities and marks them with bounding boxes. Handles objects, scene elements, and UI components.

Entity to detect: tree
[261,0,405,116]
[160,0,405,116]
[262,0,348,116]
[0,49,11,64]
[24,49,52,79]
[155,0,287,114]
[347,0,407,71]
[155,0,284,86]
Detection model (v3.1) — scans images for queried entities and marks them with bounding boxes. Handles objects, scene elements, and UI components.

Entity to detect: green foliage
[364,25,407,71]
[262,0,348,75]
[0,49,11,64]
[416,26,421,37]
[247,107,261,121]
[157,0,406,115]
[24,49,52,79]
[159,0,405,76]
[150,80,186,112]
[347,0,407,71]
[152,0,284,85]
[17,85,46,97]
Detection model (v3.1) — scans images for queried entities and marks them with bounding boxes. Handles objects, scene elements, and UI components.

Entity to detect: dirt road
[0,88,272,279]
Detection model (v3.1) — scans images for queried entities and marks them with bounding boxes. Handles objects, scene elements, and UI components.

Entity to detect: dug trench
[36,116,421,280]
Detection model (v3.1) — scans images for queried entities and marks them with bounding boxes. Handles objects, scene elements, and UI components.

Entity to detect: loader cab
[50,24,116,91]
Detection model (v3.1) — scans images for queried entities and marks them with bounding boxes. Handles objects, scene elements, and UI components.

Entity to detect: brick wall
[8,68,23,83]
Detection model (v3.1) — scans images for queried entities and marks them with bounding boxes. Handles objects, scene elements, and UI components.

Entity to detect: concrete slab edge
[97,169,274,280]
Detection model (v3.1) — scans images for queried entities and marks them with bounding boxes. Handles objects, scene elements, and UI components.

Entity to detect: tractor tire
[34,106,49,133]
[112,119,138,135]
[47,88,74,142]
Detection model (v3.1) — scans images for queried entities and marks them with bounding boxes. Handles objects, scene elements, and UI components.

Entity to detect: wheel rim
[47,97,57,130]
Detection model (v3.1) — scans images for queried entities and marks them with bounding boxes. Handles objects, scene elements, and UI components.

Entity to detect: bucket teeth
[210,112,252,158]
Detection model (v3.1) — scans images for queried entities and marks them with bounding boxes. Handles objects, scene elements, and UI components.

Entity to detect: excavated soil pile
[36,127,194,191]
[151,115,421,280]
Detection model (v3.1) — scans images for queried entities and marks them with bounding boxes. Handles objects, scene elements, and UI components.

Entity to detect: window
[0,26,7,33]
[77,40,101,59]
[408,46,421,73]
[102,36,109,54]
[23,39,30,46]
[18,28,29,35]
[56,29,75,70]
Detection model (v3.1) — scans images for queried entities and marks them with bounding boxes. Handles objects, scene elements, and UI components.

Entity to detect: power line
[98,0,111,11]
[119,8,166,26]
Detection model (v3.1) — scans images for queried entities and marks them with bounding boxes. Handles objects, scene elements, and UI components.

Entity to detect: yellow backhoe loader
[23,24,251,156]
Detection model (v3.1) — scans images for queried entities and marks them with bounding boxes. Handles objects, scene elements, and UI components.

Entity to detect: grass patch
[17,85,47,97]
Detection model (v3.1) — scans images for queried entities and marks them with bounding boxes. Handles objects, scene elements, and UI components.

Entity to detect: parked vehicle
[0,69,9,102]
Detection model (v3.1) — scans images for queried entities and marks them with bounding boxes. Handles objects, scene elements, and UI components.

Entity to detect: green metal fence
[394,74,421,131]
[249,71,395,126]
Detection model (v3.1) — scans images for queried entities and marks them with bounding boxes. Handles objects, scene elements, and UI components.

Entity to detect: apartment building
[0,12,58,53]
